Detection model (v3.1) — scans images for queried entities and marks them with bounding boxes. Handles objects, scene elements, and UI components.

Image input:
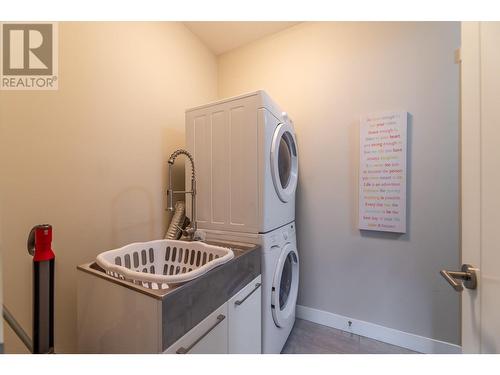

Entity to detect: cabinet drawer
[164,303,228,354]
[228,275,262,354]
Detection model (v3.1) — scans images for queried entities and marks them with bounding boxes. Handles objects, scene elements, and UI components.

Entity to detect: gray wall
[218,22,460,344]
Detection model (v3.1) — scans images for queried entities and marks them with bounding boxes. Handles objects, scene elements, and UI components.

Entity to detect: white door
[163,303,228,354]
[270,122,298,203]
[458,21,500,353]
[271,243,299,327]
[227,275,262,354]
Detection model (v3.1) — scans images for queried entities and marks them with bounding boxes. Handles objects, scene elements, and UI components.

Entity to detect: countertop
[77,239,261,349]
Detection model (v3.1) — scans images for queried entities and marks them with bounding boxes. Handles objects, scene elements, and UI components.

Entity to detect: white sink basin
[96,239,234,289]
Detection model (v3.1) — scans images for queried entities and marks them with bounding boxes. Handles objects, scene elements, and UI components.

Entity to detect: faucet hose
[167,149,195,180]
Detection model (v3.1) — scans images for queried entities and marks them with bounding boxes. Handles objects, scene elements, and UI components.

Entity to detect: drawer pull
[176,314,225,354]
[235,283,261,306]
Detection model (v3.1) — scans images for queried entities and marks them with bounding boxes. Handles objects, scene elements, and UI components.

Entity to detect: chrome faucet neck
[166,149,197,240]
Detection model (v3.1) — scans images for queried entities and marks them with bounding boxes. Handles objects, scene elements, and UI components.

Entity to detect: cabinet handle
[176,314,225,354]
[235,283,261,306]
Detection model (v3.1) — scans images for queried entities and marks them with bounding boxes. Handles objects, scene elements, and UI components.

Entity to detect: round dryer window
[271,122,298,203]
[271,243,299,328]
[278,136,292,189]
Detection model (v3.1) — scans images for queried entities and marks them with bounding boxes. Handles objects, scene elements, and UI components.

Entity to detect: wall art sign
[359,111,407,233]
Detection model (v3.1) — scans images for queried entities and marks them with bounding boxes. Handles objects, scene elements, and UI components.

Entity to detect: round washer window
[279,252,296,309]
[278,133,292,189]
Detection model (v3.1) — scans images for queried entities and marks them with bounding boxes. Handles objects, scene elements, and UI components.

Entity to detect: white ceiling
[184,22,300,55]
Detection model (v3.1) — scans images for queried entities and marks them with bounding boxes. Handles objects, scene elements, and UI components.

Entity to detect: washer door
[271,243,299,328]
[270,123,298,203]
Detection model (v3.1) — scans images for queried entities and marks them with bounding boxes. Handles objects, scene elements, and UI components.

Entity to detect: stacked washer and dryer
[185,91,299,354]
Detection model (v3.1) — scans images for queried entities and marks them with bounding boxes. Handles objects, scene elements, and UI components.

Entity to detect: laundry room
[1,3,500,369]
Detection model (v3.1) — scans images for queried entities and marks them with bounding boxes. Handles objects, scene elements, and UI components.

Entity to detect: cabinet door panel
[228,275,262,354]
[164,303,228,354]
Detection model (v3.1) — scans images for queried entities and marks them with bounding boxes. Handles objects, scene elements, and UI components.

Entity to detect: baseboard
[296,305,462,354]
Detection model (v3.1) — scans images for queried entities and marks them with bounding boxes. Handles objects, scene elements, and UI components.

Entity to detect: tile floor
[281,319,418,354]
[0,320,418,355]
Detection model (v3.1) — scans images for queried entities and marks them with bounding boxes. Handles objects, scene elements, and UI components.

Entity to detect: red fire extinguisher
[27,224,55,354]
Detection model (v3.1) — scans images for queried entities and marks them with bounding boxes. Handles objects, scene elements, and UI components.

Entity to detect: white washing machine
[185,90,298,234]
[202,222,299,354]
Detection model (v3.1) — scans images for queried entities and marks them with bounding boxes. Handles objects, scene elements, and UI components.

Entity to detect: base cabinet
[165,275,262,354]
[163,303,228,354]
[228,276,262,353]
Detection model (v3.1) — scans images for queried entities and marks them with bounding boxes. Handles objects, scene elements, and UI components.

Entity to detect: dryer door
[271,243,299,328]
[270,122,298,203]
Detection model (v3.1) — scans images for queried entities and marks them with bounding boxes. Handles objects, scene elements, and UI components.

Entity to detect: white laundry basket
[96,239,234,290]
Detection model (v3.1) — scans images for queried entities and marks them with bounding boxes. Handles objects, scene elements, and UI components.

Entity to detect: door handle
[176,314,225,354]
[235,283,261,306]
[440,264,477,292]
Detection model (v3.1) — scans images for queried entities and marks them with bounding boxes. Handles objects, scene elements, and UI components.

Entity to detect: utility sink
[96,239,234,290]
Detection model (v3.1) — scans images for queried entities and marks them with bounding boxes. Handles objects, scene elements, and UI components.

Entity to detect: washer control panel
[281,223,295,242]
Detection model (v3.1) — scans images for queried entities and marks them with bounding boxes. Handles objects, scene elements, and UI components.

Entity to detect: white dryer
[202,222,299,354]
[185,91,298,234]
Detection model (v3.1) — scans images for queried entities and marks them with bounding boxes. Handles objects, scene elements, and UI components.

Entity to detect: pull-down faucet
[166,149,197,240]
